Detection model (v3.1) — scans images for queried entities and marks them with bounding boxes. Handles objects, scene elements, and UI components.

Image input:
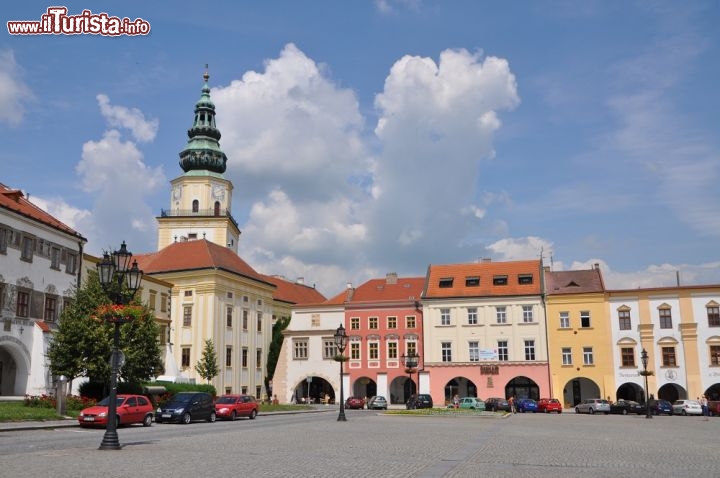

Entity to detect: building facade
[422,260,550,406]
[545,265,613,407]
[0,183,86,396]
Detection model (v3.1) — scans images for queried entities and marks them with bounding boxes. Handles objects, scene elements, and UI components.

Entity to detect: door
[572,380,582,406]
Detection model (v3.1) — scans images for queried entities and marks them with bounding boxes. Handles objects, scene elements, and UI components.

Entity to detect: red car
[537,398,563,414]
[345,396,365,409]
[214,394,259,420]
[78,394,154,427]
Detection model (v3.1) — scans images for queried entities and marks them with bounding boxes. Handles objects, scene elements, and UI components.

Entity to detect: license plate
[162,414,171,418]
[83,417,95,422]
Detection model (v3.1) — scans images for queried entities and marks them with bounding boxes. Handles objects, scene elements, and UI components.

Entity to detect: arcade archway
[0,339,30,396]
[616,382,644,403]
[658,383,686,403]
[352,377,377,399]
[444,377,479,403]
[389,375,415,404]
[563,377,601,407]
[292,376,334,404]
[505,376,539,400]
[704,383,720,401]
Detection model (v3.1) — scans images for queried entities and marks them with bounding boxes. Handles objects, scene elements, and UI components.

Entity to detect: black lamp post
[640,348,652,420]
[96,241,143,450]
[401,352,419,397]
[334,324,348,422]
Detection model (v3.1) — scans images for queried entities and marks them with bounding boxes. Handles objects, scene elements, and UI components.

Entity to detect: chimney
[346,282,353,289]
[386,272,398,285]
[482,257,492,263]
[296,277,304,285]
[543,266,550,272]
[594,263,600,270]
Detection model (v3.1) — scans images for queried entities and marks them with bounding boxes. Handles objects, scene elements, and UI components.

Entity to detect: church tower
[157,68,240,252]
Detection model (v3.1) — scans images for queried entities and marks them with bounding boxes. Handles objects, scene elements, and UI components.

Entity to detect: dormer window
[439,277,454,288]
[465,276,480,287]
[518,274,533,285]
[493,275,508,286]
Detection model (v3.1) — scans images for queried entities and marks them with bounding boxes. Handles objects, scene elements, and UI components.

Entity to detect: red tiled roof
[134,239,272,286]
[35,320,51,333]
[347,275,425,304]
[261,275,326,305]
[0,183,85,240]
[424,260,542,298]
[545,268,605,294]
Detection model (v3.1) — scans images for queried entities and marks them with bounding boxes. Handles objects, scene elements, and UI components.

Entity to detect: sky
[2,1,720,297]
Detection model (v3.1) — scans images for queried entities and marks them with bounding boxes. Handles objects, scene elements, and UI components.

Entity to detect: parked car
[672,399,703,416]
[366,396,388,410]
[516,398,538,413]
[155,392,216,424]
[647,399,673,416]
[449,397,485,410]
[406,394,433,409]
[537,398,563,414]
[609,400,645,415]
[345,396,365,410]
[215,394,258,420]
[79,394,154,428]
[484,397,511,412]
[708,400,720,417]
[575,398,610,414]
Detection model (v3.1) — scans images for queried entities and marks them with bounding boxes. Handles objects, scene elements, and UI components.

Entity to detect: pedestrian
[453,394,460,408]
[701,395,709,421]
[508,396,516,414]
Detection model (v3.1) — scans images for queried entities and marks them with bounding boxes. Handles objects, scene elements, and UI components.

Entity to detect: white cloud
[75,121,165,254]
[486,236,553,262]
[26,195,91,231]
[0,50,33,125]
[96,94,159,142]
[567,259,720,290]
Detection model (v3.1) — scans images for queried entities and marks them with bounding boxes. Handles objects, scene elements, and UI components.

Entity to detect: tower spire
[178,65,228,174]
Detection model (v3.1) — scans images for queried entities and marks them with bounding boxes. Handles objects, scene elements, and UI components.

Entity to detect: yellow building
[544,265,614,407]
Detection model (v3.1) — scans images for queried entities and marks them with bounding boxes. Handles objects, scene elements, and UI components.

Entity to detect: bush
[149,381,216,397]
[24,394,95,411]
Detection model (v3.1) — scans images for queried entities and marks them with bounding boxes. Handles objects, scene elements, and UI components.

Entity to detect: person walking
[508,396,516,414]
[701,395,709,421]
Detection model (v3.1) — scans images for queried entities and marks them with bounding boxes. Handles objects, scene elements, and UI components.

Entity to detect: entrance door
[572,380,581,406]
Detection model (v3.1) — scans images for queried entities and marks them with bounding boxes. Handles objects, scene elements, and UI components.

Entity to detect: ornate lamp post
[334,324,348,422]
[401,352,419,396]
[640,348,653,420]
[96,241,143,450]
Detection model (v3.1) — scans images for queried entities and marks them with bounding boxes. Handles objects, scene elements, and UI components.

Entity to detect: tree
[47,270,163,391]
[195,339,219,383]
[265,316,290,394]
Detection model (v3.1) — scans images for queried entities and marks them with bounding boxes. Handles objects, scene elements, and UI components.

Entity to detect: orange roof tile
[134,239,272,286]
[347,275,425,304]
[35,320,51,333]
[545,268,605,294]
[261,275,326,305]
[0,183,85,240]
[424,260,542,298]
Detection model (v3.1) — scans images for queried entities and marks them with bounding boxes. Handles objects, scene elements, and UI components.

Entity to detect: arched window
[214,201,220,216]
[192,199,199,213]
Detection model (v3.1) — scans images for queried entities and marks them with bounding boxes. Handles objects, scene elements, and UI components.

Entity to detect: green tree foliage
[195,339,219,383]
[266,316,290,391]
[47,270,163,389]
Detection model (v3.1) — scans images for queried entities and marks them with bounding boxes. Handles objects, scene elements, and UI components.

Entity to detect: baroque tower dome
[178,69,228,174]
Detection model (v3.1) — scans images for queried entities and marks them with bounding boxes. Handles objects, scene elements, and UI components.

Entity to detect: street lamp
[334,324,348,422]
[640,348,652,420]
[97,241,143,450]
[401,352,419,396]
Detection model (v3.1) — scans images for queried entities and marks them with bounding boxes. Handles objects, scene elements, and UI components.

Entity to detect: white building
[0,183,86,396]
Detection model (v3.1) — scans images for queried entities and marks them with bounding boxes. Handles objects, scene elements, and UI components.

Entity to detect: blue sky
[2,1,719,296]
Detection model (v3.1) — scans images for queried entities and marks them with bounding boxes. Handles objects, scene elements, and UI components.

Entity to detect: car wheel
[230,410,237,421]
[143,414,153,427]
[249,409,257,420]
[182,412,191,424]
[622,409,628,415]
[208,411,216,423]
[544,408,549,413]
[589,408,595,414]
[575,407,581,414]
[682,410,687,416]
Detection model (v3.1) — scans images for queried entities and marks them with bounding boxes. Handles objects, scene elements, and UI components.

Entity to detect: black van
[155,392,216,424]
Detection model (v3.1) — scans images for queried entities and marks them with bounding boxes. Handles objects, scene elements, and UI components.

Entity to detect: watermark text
[7,7,151,36]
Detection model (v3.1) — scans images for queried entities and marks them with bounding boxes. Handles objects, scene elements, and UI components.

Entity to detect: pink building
[343,273,425,404]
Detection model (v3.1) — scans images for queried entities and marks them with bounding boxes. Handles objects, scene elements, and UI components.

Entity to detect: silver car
[575,398,610,414]
[367,396,388,410]
[672,399,702,416]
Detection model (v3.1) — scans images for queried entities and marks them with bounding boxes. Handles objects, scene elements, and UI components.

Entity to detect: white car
[672,399,703,416]
[575,398,610,414]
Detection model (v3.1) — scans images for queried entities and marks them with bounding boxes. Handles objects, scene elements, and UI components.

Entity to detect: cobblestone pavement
[2,411,719,477]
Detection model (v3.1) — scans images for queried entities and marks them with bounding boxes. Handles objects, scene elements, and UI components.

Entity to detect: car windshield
[97,397,126,407]
[216,396,237,404]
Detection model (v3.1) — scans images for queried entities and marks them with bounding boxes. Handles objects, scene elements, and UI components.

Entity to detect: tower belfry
[156,68,241,252]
